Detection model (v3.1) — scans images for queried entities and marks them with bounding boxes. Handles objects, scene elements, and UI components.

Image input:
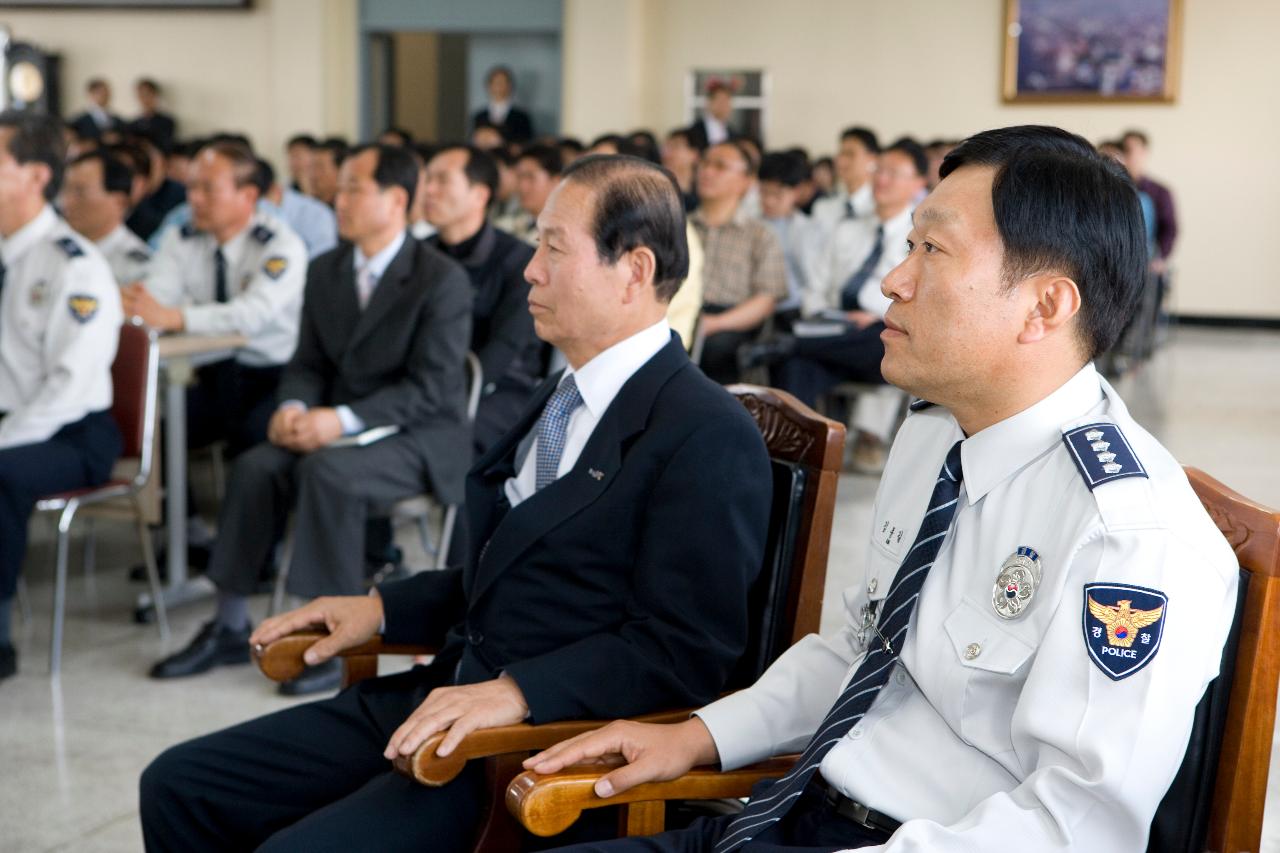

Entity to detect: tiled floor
[2,326,1278,852]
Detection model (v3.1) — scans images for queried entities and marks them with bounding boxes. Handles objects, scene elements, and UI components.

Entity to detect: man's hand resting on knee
[522,717,720,798]
[249,592,384,666]
[383,674,531,760]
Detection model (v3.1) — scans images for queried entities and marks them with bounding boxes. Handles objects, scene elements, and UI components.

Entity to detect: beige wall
[1,0,359,170]
[562,0,1280,320]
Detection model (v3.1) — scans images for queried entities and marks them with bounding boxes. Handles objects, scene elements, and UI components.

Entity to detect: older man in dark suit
[148,144,473,687]
[140,154,772,853]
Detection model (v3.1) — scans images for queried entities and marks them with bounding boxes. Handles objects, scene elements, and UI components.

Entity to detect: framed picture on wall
[1002,0,1183,103]
[685,69,769,143]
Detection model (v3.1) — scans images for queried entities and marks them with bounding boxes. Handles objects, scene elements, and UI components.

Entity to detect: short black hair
[939,125,1147,359]
[558,137,585,155]
[517,143,564,177]
[345,143,419,212]
[433,144,499,207]
[379,127,414,146]
[136,77,161,96]
[840,126,880,155]
[883,137,929,178]
[253,158,276,196]
[709,140,759,176]
[626,130,662,164]
[485,65,515,88]
[70,149,135,196]
[196,140,260,190]
[590,133,625,152]
[316,137,349,166]
[287,134,317,150]
[1120,129,1149,148]
[0,111,67,201]
[107,140,151,181]
[758,151,809,187]
[666,127,706,153]
[561,154,690,303]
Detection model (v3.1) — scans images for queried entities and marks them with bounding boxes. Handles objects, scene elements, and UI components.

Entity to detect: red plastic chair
[34,318,168,675]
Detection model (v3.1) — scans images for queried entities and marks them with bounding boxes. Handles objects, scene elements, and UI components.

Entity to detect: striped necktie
[534,374,584,491]
[838,225,884,311]
[714,440,965,852]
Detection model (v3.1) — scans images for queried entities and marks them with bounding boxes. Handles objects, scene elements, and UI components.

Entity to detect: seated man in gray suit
[150,143,473,693]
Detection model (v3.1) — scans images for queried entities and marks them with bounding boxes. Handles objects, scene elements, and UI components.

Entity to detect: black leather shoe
[277,658,343,697]
[149,620,251,679]
[0,644,16,681]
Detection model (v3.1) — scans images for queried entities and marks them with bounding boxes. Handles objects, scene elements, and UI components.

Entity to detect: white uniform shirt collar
[960,362,1105,505]
[875,205,913,234]
[0,204,57,267]
[217,220,252,268]
[97,223,133,255]
[353,231,406,281]
[563,318,671,420]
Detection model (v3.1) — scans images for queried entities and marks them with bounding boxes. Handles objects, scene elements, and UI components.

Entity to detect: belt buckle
[846,799,874,828]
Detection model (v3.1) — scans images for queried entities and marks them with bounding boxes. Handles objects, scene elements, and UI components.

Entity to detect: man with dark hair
[378,127,414,147]
[140,153,772,852]
[811,126,880,234]
[662,127,704,212]
[309,137,348,206]
[473,64,534,143]
[0,112,123,680]
[1120,130,1177,272]
[61,149,152,284]
[527,126,1237,853]
[129,77,178,152]
[687,80,737,150]
[258,156,339,259]
[757,150,826,319]
[149,143,472,694]
[558,136,586,166]
[496,142,563,245]
[422,144,544,452]
[69,78,124,142]
[286,133,317,194]
[691,141,787,384]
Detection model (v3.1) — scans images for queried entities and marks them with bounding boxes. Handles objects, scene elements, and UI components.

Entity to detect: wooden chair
[253,384,846,851]
[508,466,1280,853]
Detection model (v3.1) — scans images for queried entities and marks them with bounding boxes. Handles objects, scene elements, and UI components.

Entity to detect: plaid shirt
[690,205,788,308]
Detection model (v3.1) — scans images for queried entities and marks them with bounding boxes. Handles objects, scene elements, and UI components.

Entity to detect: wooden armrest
[251,631,437,683]
[507,755,800,837]
[395,708,695,787]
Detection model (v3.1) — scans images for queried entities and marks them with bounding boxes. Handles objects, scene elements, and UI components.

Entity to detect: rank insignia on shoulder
[127,248,151,263]
[262,256,289,280]
[68,294,99,324]
[1062,422,1147,490]
[180,223,199,238]
[55,236,84,258]
[1082,583,1167,680]
[908,399,935,412]
[251,224,276,245]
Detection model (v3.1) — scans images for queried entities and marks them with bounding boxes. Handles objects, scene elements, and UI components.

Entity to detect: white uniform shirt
[810,182,874,237]
[0,205,122,449]
[96,223,152,285]
[805,206,912,319]
[697,363,1238,851]
[145,210,307,367]
[503,319,670,508]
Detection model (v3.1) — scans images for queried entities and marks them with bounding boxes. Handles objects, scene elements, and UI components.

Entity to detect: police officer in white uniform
[0,112,123,680]
[526,126,1239,852]
[60,148,152,285]
[124,139,307,453]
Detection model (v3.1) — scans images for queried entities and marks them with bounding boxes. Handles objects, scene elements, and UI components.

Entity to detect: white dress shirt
[805,205,913,319]
[504,319,671,508]
[810,182,875,236]
[696,363,1238,851]
[702,115,730,147]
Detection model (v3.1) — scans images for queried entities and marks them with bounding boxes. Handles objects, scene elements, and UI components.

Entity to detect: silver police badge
[992,546,1042,620]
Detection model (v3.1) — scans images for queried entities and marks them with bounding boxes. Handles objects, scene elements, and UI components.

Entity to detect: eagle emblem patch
[262,256,289,280]
[67,294,99,324]
[1082,583,1167,681]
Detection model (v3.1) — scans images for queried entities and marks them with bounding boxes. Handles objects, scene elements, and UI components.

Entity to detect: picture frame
[1002,0,1182,103]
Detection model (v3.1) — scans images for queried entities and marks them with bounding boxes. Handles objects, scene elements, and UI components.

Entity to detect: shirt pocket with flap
[942,598,1035,755]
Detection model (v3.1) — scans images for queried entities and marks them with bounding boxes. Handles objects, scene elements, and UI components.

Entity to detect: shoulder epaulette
[180,223,199,238]
[127,248,152,263]
[250,224,275,245]
[908,398,935,412]
[54,236,84,258]
[1062,422,1148,491]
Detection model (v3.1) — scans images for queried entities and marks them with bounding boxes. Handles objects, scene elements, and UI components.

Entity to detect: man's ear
[621,246,657,304]
[1017,274,1081,345]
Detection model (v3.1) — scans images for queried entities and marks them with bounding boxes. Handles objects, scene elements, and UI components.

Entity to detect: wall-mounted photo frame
[1002,0,1182,103]
[685,69,769,143]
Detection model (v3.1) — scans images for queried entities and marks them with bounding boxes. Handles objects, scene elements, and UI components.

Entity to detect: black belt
[820,782,902,835]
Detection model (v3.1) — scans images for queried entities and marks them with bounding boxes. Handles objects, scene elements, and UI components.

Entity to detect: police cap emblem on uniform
[1082,583,1167,681]
[1062,422,1147,490]
[55,236,84,258]
[68,294,99,324]
[262,256,289,280]
[993,546,1042,620]
[251,224,276,244]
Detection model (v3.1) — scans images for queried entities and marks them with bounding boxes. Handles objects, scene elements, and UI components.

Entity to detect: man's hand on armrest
[383,674,531,761]
[249,591,385,665]
[522,716,720,799]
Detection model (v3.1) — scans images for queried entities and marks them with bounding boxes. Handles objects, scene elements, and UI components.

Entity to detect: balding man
[141,154,773,852]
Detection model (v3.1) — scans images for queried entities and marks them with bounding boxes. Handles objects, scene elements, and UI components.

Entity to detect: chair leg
[135,498,169,644]
[270,520,296,617]
[49,502,79,677]
[436,505,458,570]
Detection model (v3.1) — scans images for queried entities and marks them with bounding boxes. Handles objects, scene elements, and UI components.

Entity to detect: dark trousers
[772,322,886,408]
[186,359,282,456]
[548,778,892,852]
[140,664,487,853]
[0,410,121,600]
[206,435,431,598]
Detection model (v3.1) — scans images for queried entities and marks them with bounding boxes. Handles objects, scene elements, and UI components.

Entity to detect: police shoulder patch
[262,256,289,280]
[55,236,84,258]
[250,224,276,245]
[1082,582,1167,681]
[1062,422,1147,491]
[68,293,99,324]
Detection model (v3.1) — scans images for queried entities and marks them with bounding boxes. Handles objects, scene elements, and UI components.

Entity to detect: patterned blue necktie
[534,374,584,491]
[714,440,965,852]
